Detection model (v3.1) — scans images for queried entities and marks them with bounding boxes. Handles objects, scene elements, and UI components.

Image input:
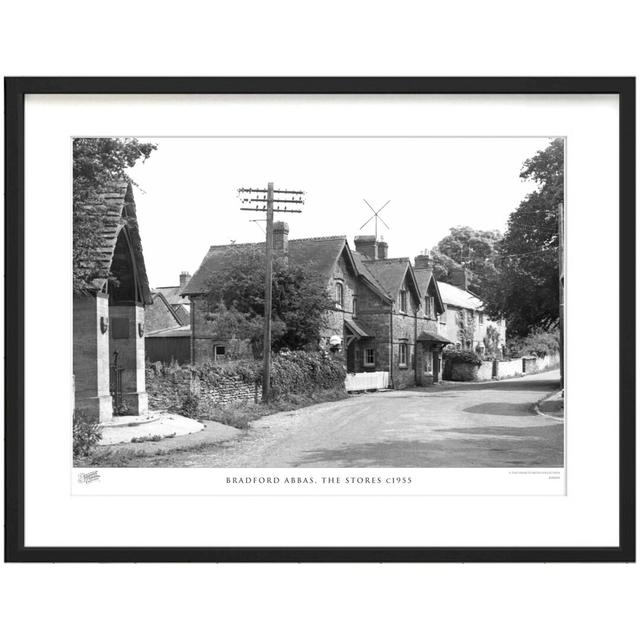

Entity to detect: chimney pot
[450,266,470,291]
[354,235,378,260]
[414,253,432,270]
[273,220,289,254]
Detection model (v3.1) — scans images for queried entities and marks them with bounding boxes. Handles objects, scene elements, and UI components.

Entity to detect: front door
[346,340,356,373]
[433,350,440,382]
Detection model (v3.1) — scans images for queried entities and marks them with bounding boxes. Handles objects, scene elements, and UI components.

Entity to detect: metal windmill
[359,198,391,239]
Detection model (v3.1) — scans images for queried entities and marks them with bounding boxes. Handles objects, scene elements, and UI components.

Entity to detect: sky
[126,136,553,288]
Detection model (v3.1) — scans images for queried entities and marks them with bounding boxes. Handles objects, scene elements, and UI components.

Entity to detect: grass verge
[74,387,348,467]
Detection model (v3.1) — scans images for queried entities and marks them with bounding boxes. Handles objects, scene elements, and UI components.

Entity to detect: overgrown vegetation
[202,245,333,353]
[443,349,483,366]
[507,327,560,358]
[431,226,502,294]
[206,388,348,430]
[73,137,156,293]
[73,411,103,458]
[147,350,347,422]
[483,138,564,336]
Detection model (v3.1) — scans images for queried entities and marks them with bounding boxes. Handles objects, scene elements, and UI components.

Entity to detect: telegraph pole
[263,182,274,402]
[558,202,564,389]
[238,183,305,402]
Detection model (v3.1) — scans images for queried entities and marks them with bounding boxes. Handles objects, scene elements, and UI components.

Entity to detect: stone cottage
[73,181,152,422]
[183,224,450,389]
[436,267,506,354]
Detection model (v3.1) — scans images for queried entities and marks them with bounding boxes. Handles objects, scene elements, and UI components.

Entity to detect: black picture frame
[4,77,635,563]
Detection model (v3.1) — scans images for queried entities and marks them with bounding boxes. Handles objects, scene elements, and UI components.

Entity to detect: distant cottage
[437,268,506,354]
[145,272,193,365]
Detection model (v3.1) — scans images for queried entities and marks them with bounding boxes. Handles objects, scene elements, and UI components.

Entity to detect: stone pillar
[73,294,113,422]
[109,303,148,415]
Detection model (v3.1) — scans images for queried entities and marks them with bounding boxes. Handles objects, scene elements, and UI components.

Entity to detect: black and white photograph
[72,135,565,471]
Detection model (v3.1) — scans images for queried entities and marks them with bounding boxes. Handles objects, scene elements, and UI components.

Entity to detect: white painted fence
[345,371,390,392]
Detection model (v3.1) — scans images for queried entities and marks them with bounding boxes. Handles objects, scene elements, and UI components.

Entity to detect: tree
[431,226,502,294]
[73,137,156,293]
[483,138,564,336]
[203,246,333,353]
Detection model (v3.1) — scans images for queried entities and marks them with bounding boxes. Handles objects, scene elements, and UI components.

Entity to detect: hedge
[443,349,483,366]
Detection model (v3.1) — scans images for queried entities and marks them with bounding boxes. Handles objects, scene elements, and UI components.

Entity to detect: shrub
[507,328,560,358]
[443,349,483,366]
[269,350,346,399]
[179,392,200,419]
[73,411,103,458]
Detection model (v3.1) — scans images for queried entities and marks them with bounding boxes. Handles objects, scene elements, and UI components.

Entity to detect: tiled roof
[155,285,186,306]
[414,267,445,314]
[345,317,371,338]
[417,331,452,343]
[438,281,484,310]
[146,324,192,338]
[172,304,190,325]
[77,180,151,304]
[358,257,415,299]
[183,236,349,296]
[148,291,183,331]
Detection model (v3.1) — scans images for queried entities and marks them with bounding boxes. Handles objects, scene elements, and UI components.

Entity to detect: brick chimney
[377,238,388,259]
[179,271,191,289]
[354,235,378,260]
[414,253,432,270]
[450,266,470,291]
[273,220,289,254]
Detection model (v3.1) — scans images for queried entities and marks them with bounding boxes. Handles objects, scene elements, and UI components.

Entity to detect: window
[399,342,408,367]
[424,296,434,318]
[439,305,447,324]
[479,312,484,325]
[214,344,226,361]
[399,289,408,313]
[352,297,357,317]
[335,282,344,308]
[364,348,375,367]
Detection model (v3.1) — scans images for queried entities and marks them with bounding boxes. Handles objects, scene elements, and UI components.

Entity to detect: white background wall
[1,3,638,640]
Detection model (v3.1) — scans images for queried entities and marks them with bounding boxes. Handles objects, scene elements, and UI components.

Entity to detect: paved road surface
[148,370,563,468]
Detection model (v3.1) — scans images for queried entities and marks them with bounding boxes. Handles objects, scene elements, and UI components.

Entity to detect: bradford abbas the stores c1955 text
[226,476,413,485]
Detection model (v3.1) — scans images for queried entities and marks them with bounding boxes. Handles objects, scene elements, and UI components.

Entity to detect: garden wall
[146,351,346,415]
[448,360,493,382]
[494,358,523,379]
[146,363,259,414]
[444,352,561,382]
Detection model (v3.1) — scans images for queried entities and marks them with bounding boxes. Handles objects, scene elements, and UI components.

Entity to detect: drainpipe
[190,297,195,365]
[414,305,418,385]
[389,302,394,389]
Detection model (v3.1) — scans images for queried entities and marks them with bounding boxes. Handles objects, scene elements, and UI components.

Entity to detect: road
[149,369,563,468]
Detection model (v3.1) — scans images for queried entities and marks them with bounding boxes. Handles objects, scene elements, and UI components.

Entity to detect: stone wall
[494,358,523,379]
[447,360,493,382]
[146,364,259,414]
